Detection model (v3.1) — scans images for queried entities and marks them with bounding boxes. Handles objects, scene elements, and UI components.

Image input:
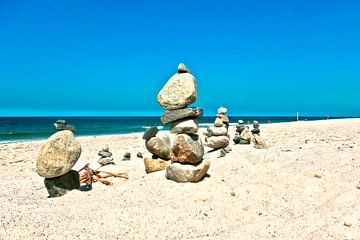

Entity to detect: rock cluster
[98,145,114,165]
[143,63,209,182]
[54,120,76,132]
[36,130,81,197]
[233,119,251,144]
[204,107,230,152]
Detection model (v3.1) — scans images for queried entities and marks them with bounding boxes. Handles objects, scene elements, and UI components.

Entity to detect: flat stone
[253,134,268,149]
[98,157,114,166]
[171,134,204,164]
[205,136,230,149]
[146,136,171,160]
[37,130,81,178]
[44,170,80,198]
[157,73,197,110]
[143,158,171,173]
[217,107,227,114]
[143,126,158,141]
[178,63,191,73]
[207,126,227,136]
[161,107,203,125]
[170,119,199,134]
[98,151,112,158]
[166,159,210,183]
[54,124,76,132]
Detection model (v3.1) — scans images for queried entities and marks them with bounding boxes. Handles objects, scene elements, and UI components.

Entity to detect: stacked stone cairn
[143,63,210,183]
[54,119,76,132]
[233,119,251,144]
[36,129,81,197]
[98,144,114,166]
[251,120,268,149]
[204,107,230,155]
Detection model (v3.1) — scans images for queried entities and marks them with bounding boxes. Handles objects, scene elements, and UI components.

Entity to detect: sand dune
[0,119,359,239]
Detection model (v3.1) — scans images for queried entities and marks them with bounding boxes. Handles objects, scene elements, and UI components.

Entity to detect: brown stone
[143,158,170,173]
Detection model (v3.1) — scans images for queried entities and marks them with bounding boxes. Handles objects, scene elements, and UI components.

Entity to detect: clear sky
[0,0,359,117]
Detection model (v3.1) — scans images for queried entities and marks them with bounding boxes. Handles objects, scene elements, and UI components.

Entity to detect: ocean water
[0,116,337,142]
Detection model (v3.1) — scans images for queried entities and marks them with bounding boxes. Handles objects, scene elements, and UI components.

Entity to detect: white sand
[0,118,359,239]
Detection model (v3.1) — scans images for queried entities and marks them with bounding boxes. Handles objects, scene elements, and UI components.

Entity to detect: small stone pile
[204,107,230,150]
[36,130,82,197]
[143,63,210,183]
[98,145,114,166]
[233,119,251,144]
[53,119,76,132]
[251,120,268,149]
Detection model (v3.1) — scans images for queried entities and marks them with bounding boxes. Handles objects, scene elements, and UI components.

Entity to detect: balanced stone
[37,130,81,178]
[54,120,76,132]
[98,151,112,158]
[217,107,227,114]
[157,73,197,110]
[253,134,268,149]
[143,126,158,141]
[166,159,210,183]
[98,157,114,166]
[170,119,199,134]
[178,63,191,73]
[44,170,80,198]
[144,158,171,173]
[205,136,230,149]
[240,127,252,144]
[102,144,109,152]
[161,107,203,125]
[171,134,204,164]
[214,117,224,127]
[146,136,171,160]
[207,126,228,136]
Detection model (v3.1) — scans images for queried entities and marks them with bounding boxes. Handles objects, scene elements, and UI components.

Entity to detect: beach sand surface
[0,119,359,239]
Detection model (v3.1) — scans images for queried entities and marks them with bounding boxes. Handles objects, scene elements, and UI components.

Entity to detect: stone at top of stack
[144,63,209,183]
[54,120,76,132]
[204,107,230,150]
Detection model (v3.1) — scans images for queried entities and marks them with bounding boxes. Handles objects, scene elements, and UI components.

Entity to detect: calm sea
[0,116,339,142]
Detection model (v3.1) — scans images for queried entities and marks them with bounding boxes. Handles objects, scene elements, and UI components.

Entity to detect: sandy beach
[0,118,359,239]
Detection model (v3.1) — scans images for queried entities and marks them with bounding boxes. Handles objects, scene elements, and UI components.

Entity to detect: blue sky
[0,0,359,116]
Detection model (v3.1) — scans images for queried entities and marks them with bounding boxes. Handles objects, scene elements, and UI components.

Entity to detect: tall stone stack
[144,63,210,183]
[36,130,82,197]
[204,107,230,150]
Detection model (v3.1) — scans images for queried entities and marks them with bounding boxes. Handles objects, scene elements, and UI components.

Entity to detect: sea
[0,116,343,143]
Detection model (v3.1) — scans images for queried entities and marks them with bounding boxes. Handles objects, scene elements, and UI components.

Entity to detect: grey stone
[171,134,204,164]
[224,146,232,153]
[161,107,203,125]
[98,151,112,158]
[136,152,143,158]
[178,63,191,73]
[166,159,210,183]
[233,132,241,144]
[54,123,76,132]
[37,130,81,178]
[98,157,114,166]
[207,126,227,136]
[218,149,227,158]
[146,136,171,160]
[44,170,80,198]
[157,72,197,110]
[205,136,230,149]
[170,119,199,134]
[143,127,158,141]
[123,152,131,158]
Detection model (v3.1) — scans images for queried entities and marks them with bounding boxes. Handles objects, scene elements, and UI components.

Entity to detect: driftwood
[78,164,128,186]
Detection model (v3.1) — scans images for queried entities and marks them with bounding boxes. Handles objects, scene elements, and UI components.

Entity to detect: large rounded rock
[145,136,171,160]
[253,134,268,149]
[37,130,81,178]
[170,119,199,134]
[171,134,204,164]
[161,107,203,125]
[166,159,210,183]
[157,73,197,110]
[207,126,228,136]
[205,136,230,149]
